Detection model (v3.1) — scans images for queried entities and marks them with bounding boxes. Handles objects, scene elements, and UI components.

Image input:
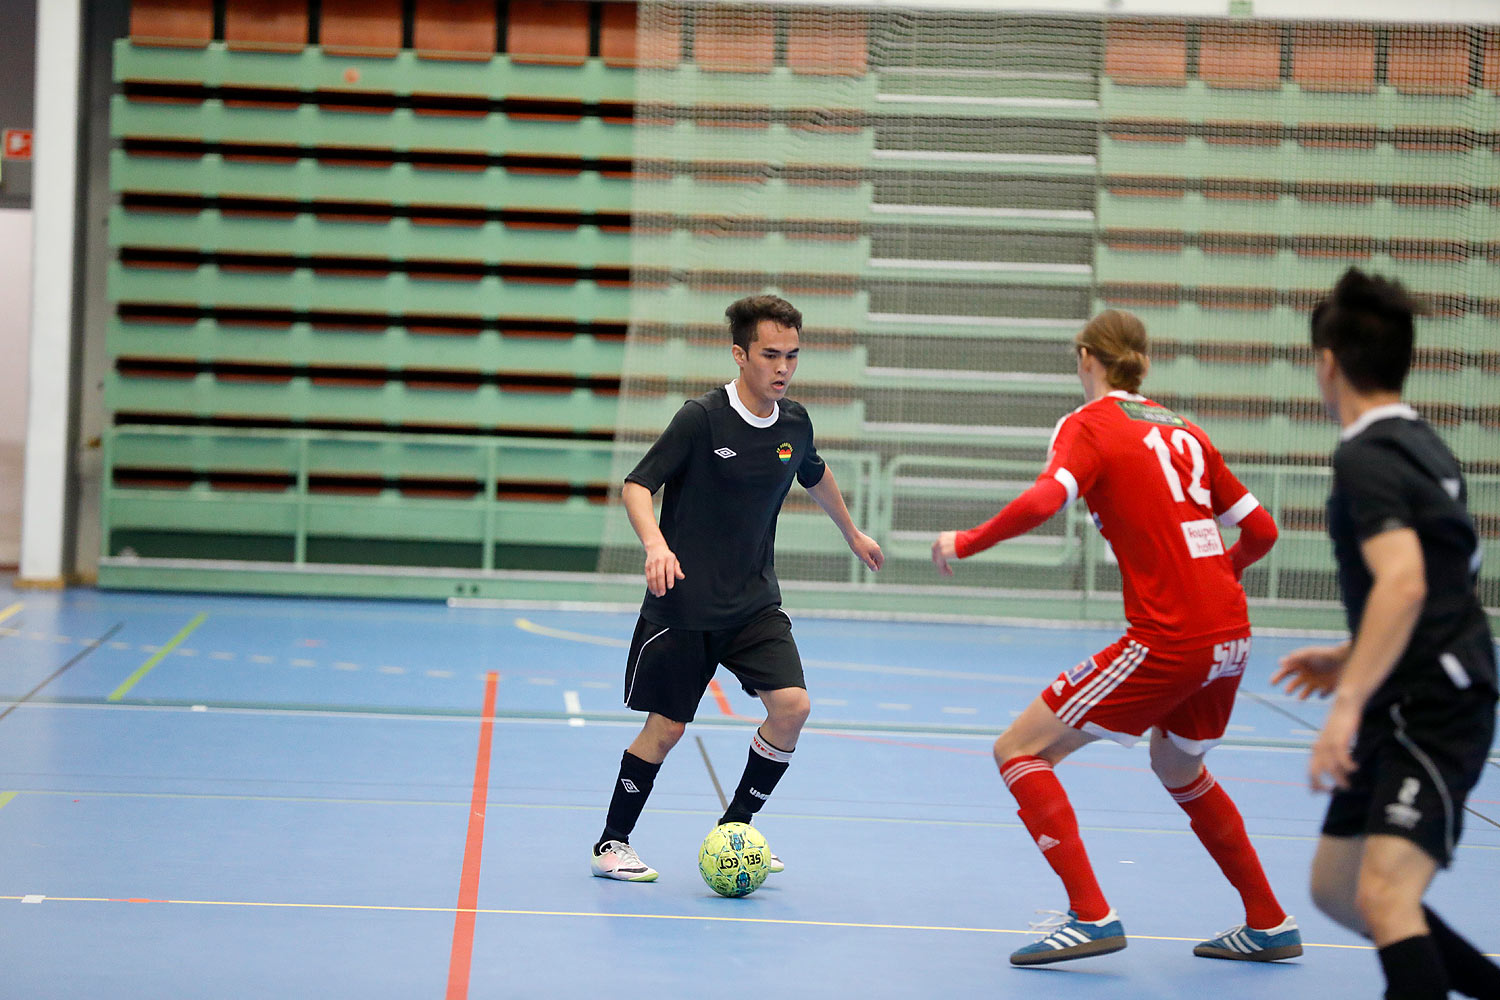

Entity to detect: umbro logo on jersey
[714,448,737,459]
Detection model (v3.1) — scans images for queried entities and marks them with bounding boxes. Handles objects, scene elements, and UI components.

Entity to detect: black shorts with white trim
[1322,684,1496,867]
[622,606,805,724]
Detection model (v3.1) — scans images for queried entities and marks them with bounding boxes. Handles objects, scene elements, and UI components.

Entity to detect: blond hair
[1076,310,1149,392]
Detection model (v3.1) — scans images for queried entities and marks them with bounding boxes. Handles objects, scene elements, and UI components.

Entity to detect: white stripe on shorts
[1058,641,1147,727]
[624,627,669,706]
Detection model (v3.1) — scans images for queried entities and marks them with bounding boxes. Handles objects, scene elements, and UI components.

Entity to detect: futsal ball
[698,822,771,898]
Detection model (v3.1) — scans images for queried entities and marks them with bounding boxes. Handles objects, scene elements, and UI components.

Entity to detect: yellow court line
[514,617,628,648]
[108,614,208,702]
[0,894,1395,951]
[0,603,22,625]
[0,792,16,811]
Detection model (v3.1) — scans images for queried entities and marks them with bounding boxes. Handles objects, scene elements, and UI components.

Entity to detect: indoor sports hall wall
[98,0,1500,630]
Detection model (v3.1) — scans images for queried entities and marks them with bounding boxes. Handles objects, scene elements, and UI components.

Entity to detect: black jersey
[1327,405,1497,710]
[625,383,826,630]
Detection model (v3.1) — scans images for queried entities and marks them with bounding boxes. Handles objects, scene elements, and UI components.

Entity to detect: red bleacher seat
[1292,26,1376,93]
[695,8,775,73]
[1104,21,1188,87]
[321,0,402,57]
[508,1,589,66]
[414,0,497,61]
[225,0,308,52]
[1389,26,1472,96]
[786,11,868,76]
[1198,24,1280,90]
[130,0,213,47]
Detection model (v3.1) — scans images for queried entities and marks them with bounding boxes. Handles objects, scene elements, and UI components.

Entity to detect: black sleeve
[625,402,703,493]
[1334,440,1416,542]
[796,418,827,489]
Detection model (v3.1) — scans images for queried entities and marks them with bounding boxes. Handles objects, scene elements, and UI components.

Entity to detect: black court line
[0,623,124,725]
[695,735,729,812]
[1240,689,1500,831]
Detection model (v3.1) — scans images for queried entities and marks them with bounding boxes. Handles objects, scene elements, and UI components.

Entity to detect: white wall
[0,208,32,567]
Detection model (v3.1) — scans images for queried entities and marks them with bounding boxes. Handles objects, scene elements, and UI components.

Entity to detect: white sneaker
[591,840,658,882]
[767,852,784,874]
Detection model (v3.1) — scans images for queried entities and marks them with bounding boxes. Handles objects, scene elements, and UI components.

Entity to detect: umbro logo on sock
[1035,834,1061,852]
[714,447,737,458]
[748,787,770,801]
[621,779,640,793]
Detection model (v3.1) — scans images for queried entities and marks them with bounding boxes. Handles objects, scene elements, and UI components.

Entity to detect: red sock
[1168,769,1286,930]
[1000,755,1110,922]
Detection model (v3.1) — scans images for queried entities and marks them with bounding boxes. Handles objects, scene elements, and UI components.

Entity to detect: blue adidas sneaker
[1194,916,1303,961]
[1010,909,1127,966]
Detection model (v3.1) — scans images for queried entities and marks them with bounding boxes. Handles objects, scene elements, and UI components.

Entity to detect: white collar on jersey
[1104,389,1147,402]
[725,380,780,428]
[1340,402,1419,441]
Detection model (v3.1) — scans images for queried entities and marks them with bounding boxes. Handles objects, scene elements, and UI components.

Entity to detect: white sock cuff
[751,729,794,763]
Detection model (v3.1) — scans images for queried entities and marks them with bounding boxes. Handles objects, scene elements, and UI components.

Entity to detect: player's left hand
[849,531,883,572]
[1308,700,1359,792]
[931,531,958,576]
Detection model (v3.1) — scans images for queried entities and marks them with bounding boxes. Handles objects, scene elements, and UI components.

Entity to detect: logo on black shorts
[1384,776,1423,829]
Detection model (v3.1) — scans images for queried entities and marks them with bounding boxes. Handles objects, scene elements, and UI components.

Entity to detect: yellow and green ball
[698,822,771,897]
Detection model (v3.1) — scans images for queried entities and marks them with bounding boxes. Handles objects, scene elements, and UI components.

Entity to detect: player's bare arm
[805,468,883,572]
[1305,527,1426,791]
[622,480,684,597]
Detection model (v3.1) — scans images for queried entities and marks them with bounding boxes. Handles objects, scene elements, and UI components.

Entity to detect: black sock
[1378,935,1451,1000]
[718,729,792,826]
[1424,906,1500,999]
[598,751,661,849]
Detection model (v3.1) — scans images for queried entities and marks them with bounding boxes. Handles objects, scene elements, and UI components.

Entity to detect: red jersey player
[932,310,1299,967]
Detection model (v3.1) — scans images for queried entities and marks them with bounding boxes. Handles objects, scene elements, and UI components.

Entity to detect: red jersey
[1044,391,1259,651]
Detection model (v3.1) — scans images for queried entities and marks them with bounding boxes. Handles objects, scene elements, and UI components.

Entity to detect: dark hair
[1310,268,1424,393]
[726,295,802,351]
[1075,309,1149,392]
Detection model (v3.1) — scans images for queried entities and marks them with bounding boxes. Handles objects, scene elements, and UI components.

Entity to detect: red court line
[707,678,738,718]
[445,670,498,1000]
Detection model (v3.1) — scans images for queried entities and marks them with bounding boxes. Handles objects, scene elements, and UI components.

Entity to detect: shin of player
[1275,269,1499,1000]
[591,295,883,883]
[934,310,1297,966]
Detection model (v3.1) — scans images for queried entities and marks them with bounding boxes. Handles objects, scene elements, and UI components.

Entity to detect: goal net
[601,5,1499,626]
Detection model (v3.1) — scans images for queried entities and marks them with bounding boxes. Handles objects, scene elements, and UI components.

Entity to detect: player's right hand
[931,531,958,577]
[643,544,684,597]
[1270,645,1347,700]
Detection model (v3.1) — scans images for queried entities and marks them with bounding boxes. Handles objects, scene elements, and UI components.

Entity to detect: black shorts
[623,607,805,724]
[1321,686,1497,867]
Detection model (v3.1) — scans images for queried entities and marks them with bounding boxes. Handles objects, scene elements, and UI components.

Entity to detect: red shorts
[1040,633,1252,752]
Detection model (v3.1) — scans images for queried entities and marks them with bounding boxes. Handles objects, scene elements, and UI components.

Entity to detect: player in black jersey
[1274,269,1499,1000]
[590,294,883,882]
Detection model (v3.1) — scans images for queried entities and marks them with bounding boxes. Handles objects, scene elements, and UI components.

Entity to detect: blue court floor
[0,584,1496,998]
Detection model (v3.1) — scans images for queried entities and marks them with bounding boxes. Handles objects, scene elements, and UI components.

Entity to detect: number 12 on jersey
[1143,426,1210,507]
